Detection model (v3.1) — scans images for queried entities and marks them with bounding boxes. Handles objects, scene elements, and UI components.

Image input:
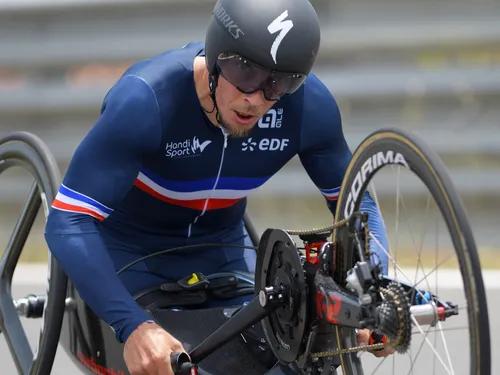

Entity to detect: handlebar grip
[170,352,197,375]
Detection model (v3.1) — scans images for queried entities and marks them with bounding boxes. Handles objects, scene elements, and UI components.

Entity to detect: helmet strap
[205,73,223,125]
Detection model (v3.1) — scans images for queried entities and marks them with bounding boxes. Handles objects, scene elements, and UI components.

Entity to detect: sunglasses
[216,53,306,101]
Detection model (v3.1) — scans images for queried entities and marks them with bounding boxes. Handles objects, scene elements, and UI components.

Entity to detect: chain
[283,218,409,359]
[309,342,389,358]
[284,218,349,236]
[309,286,405,358]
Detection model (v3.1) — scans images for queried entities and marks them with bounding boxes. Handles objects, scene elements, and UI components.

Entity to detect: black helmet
[205,0,321,78]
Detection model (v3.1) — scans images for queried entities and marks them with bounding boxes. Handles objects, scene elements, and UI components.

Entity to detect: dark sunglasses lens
[263,75,306,100]
[217,57,268,93]
[217,55,306,100]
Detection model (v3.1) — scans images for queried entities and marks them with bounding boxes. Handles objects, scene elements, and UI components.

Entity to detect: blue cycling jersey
[44,42,389,343]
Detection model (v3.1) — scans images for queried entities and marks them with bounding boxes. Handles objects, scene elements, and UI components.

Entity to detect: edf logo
[242,138,289,152]
[258,108,283,128]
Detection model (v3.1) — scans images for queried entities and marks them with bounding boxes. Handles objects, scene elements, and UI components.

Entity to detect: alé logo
[166,136,212,158]
[258,108,284,129]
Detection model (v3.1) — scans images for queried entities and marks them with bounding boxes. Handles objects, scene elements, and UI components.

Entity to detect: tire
[331,128,490,375]
[0,131,68,375]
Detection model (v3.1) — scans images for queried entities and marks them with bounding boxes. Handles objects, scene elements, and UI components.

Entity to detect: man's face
[215,75,276,138]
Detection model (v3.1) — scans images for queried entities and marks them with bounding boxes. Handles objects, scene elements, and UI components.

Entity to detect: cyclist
[45,0,393,373]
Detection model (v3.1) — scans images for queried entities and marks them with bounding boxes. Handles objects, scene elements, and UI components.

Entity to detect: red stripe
[52,199,105,221]
[133,179,242,210]
[326,196,338,201]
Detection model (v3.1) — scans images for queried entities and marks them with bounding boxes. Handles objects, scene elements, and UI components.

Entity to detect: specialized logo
[213,3,245,39]
[344,150,409,218]
[267,10,294,64]
[258,108,284,129]
[166,136,212,158]
[241,137,289,152]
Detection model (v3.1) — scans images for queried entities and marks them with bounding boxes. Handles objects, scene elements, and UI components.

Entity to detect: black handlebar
[170,352,198,375]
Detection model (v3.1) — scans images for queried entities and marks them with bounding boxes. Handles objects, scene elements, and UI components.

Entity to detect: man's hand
[124,321,188,375]
[357,329,396,358]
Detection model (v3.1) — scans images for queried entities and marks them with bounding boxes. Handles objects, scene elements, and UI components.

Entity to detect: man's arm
[45,74,163,343]
[298,76,389,274]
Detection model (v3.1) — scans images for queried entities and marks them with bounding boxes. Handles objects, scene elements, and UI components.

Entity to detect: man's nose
[243,90,267,106]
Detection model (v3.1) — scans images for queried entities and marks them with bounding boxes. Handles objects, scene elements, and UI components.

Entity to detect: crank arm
[189,286,284,363]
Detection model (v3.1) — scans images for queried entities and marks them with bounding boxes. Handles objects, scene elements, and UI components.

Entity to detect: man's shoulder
[116,42,205,95]
[288,72,343,150]
[297,72,341,128]
[303,72,337,105]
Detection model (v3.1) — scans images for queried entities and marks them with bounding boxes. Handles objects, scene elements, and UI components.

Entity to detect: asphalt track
[1,265,499,375]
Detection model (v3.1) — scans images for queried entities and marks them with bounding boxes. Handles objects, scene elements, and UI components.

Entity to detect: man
[45,0,392,374]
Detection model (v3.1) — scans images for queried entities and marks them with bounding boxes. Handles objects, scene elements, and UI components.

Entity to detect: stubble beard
[217,112,256,139]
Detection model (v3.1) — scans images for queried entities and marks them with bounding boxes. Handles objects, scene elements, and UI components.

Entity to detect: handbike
[0,128,490,375]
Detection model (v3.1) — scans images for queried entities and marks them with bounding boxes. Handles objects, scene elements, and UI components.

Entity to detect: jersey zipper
[187,127,228,237]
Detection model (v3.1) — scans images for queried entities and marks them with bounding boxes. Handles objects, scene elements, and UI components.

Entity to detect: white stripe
[11,264,500,289]
[62,184,112,212]
[55,192,110,218]
[320,188,341,194]
[137,172,258,200]
[51,205,104,220]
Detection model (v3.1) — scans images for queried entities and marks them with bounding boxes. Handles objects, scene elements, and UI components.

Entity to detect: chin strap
[206,74,223,125]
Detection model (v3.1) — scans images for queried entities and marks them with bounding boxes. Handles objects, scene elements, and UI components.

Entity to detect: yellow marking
[187,273,199,285]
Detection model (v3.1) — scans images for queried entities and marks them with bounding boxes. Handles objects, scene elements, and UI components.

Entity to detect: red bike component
[304,241,328,265]
[316,290,342,324]
[369,331,388,345]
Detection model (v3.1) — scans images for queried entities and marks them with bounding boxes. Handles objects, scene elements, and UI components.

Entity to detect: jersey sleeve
[44,74,163,342]
[298,75,389,274]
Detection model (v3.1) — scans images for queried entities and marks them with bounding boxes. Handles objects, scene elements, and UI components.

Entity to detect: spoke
[433,217,439,374]
[369,355,388,375]
[412,326,469,335]
[406,325,433,375]
[437,320,456,375]
[411,195,433,289]
[369,233,431,303]
[413,253,454,290]
[407,346,414,375]
[394,166,401,280]
[396,190,432,297]
[411,316,454,374]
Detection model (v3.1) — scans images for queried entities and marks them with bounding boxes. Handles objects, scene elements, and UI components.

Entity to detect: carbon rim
[332,128,490,375]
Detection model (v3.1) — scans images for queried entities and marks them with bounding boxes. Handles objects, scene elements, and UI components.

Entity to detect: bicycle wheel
[331,128,490,375]
[0,131,68,375]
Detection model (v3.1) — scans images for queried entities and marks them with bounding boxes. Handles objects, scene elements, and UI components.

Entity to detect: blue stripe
[140,167,270,192]
[320,187,340,194]
[59,185,113,214]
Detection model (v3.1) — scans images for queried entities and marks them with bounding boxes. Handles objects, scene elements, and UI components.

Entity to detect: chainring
[378,281,412,354]
[254,229,308,363]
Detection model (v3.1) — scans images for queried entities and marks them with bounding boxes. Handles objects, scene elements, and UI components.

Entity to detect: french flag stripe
[58,184,113,215]
[136,172,258,200]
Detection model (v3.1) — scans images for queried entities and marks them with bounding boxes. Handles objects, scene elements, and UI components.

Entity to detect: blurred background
[0,1,499,374]
[2,0,499,264]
